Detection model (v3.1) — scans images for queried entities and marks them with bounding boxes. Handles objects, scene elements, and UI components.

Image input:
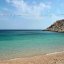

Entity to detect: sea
[0,30,64,60]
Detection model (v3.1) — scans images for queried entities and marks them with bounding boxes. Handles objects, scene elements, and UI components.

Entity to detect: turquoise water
[0,30,64,59]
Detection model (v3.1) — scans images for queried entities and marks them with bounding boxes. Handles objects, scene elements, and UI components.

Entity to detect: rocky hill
[46,19,64,32]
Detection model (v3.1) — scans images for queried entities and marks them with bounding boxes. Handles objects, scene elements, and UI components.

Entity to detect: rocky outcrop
[47,19,64,32]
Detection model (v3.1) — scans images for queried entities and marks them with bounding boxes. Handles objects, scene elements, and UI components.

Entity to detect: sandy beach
[0,51,64,64]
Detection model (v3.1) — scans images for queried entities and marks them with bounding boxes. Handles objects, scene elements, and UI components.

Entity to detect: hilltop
[46,19,64,32]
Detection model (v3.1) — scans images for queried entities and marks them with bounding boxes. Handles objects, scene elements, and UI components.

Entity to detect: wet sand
[0,51,64,64]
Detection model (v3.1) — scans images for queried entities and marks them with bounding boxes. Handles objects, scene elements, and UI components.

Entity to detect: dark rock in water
[46,19,64,32]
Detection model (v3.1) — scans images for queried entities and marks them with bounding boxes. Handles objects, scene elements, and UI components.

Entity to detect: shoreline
[8,51,64,60]
[0,51,64,64]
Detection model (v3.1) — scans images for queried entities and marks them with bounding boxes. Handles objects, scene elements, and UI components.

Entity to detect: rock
[46,19,64,32]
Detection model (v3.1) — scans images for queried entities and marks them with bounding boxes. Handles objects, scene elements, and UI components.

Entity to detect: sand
[0,51,64,64]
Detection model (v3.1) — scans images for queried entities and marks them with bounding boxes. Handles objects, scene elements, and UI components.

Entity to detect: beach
[0,31,64,64]
[0,51,64,64]
[0,0,64,63]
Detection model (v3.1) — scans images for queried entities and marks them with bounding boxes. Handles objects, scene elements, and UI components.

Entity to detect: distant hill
[46,19,64,32]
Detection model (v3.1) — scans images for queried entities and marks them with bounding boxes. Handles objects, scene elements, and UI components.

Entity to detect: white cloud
[6,0,51,19]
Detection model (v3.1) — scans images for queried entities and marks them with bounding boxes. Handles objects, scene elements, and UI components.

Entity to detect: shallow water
[0,30,64,59]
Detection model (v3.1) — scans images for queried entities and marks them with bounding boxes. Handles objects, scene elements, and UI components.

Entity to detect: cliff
[46,19,64,32]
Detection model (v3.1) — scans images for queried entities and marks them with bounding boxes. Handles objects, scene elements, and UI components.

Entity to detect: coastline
[0,51,64,64]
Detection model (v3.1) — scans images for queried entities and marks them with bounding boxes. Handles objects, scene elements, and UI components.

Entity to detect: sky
[0,0,64,29]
